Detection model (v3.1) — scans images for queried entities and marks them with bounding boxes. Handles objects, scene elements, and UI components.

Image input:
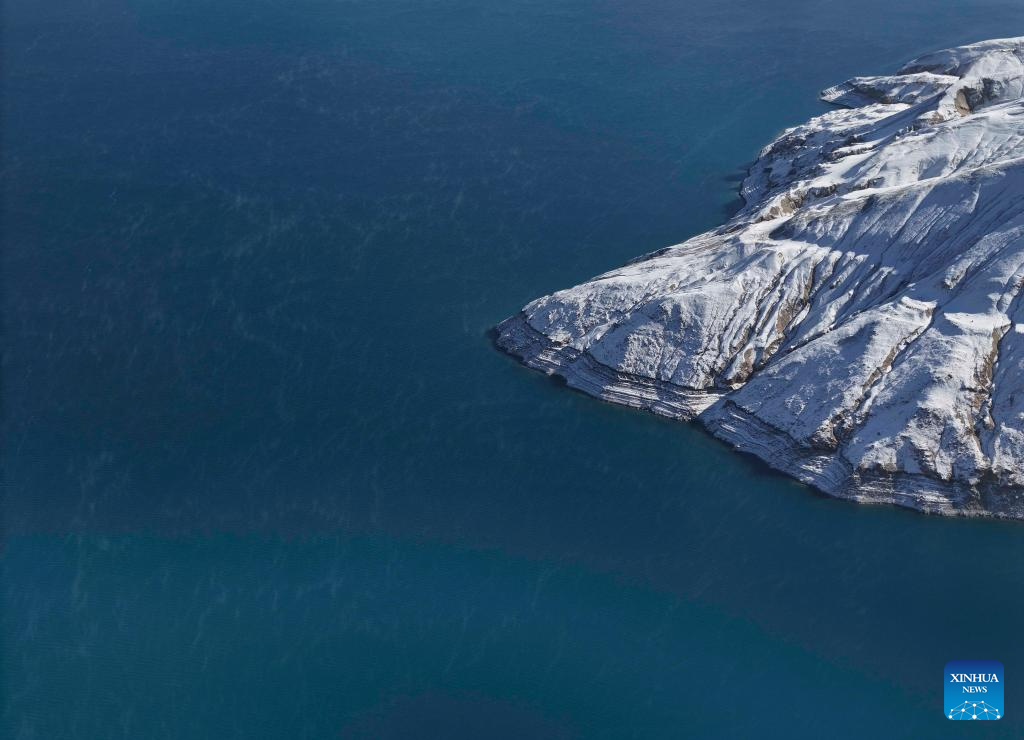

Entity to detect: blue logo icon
[945,660,1003,720]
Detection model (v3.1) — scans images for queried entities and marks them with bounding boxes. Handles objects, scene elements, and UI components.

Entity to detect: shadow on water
[719,195,747,218]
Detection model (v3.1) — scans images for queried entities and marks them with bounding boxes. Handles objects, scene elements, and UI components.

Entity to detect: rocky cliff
[496,37,1024,518]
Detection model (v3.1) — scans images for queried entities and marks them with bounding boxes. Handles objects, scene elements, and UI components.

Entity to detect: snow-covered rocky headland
[496,38,1024,518]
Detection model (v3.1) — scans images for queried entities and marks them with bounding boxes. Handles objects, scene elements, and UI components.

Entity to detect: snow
[496,37,1024,518]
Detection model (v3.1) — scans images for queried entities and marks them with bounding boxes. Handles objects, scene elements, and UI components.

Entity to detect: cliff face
[496,37,1024,518]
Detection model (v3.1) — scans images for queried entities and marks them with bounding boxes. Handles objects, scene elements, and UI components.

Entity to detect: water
[5,0,1024,737]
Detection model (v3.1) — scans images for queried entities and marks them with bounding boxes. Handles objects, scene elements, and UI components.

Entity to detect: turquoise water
[5,0,1024,737]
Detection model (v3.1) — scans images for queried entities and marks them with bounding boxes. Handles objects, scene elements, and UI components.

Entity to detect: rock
[495,37,1024,518]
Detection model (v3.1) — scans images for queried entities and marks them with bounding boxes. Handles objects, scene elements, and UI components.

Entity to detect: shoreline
[495,312,1024,520]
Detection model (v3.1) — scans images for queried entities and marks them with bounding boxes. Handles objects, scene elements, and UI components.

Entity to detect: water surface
[5,0,1024,737]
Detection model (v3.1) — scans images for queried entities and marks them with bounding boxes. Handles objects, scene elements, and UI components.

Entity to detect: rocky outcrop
[496,37,1024,518]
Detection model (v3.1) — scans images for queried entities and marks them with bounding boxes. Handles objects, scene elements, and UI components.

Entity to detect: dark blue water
[6,0,1024,737]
